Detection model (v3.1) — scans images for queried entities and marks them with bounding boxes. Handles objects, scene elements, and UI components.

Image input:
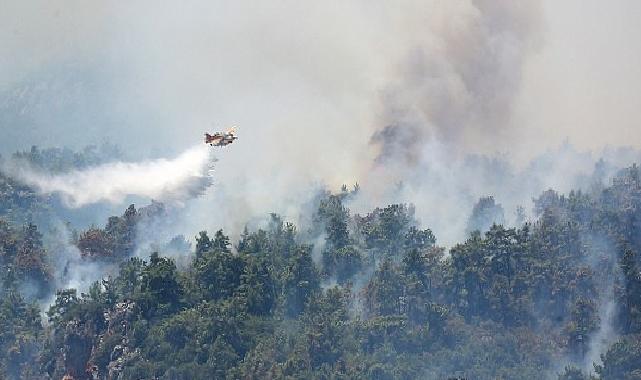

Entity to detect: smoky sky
[2,0,641,244]
[2,1,640,157]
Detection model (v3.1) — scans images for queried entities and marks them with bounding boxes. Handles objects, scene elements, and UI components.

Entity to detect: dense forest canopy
[1,146,641,380]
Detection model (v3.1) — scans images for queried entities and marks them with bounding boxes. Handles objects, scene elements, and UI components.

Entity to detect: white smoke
[4,144,215,207]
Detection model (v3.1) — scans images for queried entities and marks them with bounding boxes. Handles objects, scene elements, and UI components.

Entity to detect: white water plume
[5,144,215,207]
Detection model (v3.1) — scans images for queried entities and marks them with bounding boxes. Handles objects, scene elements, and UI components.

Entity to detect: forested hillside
[2,148,641,380]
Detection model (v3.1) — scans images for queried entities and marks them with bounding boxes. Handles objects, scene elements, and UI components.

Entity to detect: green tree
[195,230,212,259]
[193,231,245,301]
[365,259,404,317]
[0,291,43,379]
[284,245,320,317]
[596,334,641,380]
[241,253,276,315]
[139,252,182,318]
[14,223,51,296]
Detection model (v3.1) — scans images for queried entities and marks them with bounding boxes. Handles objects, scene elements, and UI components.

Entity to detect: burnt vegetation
[1,148,641,379]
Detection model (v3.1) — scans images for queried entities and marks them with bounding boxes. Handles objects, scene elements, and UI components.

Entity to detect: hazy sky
[513,0,641,161]
[1,1,641,241]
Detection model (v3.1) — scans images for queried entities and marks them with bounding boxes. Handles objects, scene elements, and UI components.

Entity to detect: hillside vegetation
[1,148,641,379]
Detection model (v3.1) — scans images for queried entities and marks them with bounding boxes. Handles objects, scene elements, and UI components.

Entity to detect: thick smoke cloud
[372,0,542,162]
[3,144,214,207]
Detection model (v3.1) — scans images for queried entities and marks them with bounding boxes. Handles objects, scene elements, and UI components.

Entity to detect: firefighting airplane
[204,127,238,147]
